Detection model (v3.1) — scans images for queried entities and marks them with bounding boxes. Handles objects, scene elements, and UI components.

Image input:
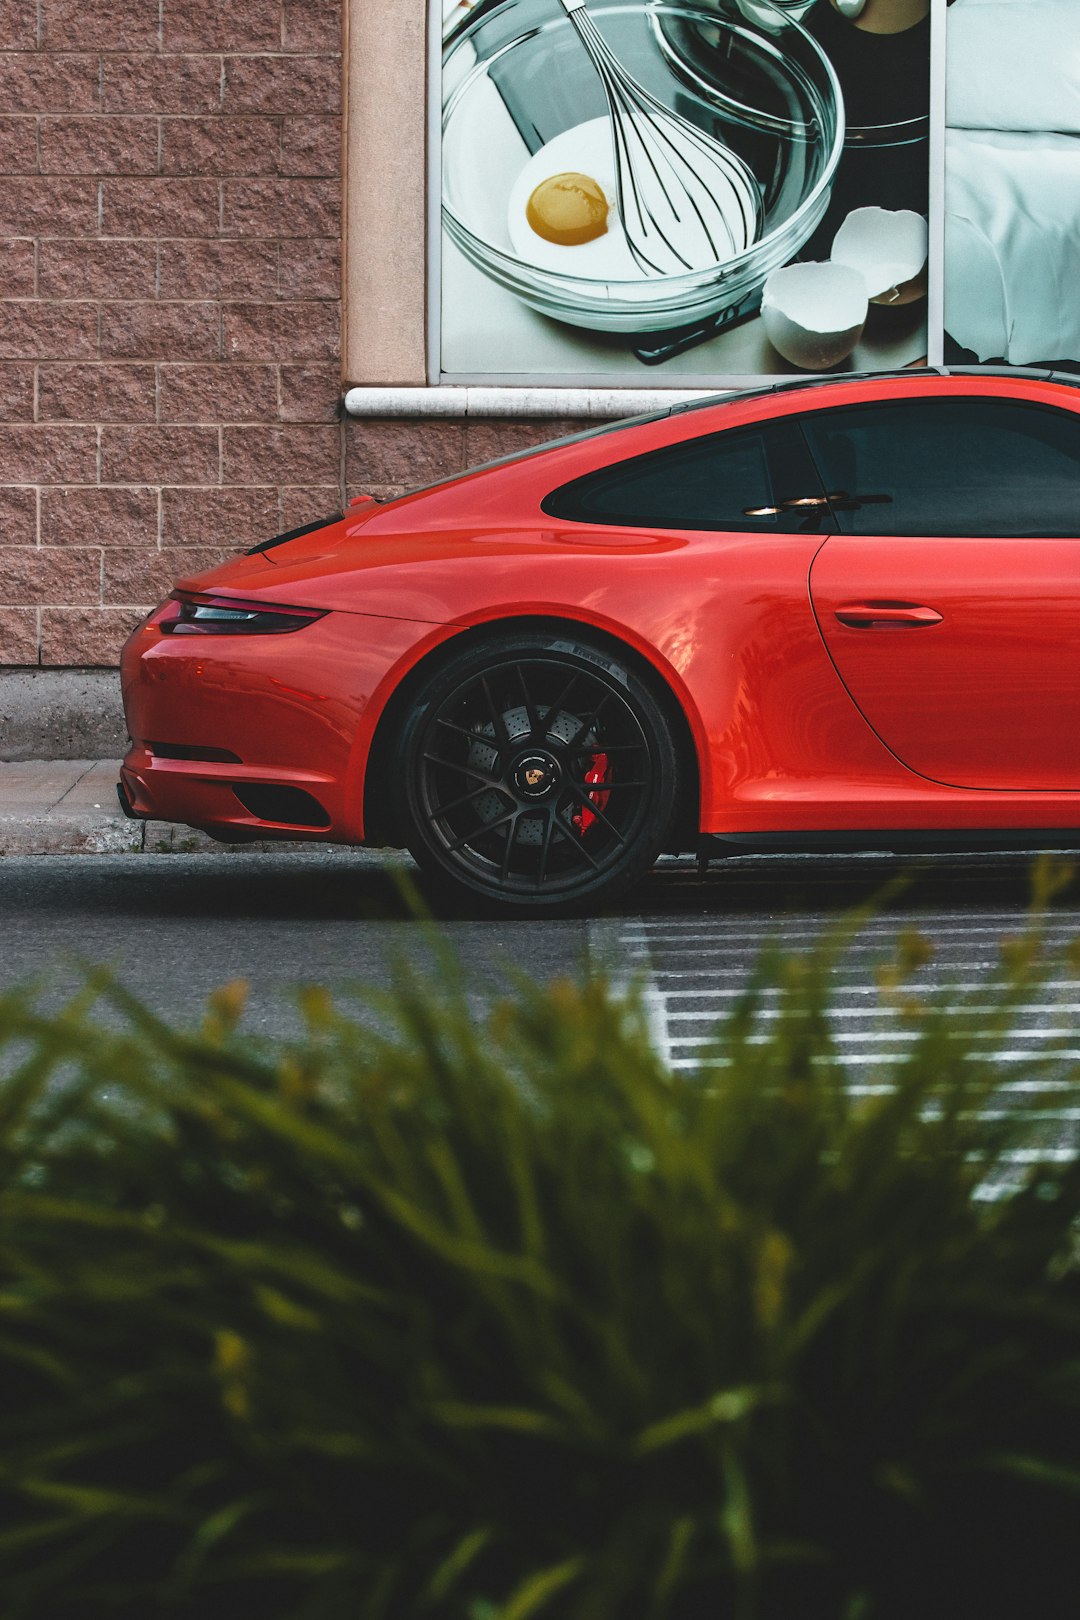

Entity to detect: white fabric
[945,127,1080,361]
[947,1,1080,132]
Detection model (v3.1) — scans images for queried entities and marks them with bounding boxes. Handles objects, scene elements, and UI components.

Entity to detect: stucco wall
[0,0,343,668]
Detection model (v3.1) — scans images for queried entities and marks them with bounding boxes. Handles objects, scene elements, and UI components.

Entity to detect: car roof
[383,367,1080,511]
[667,366,1080,418]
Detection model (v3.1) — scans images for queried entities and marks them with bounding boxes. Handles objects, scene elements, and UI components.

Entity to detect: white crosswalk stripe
[594,858,1080,1183]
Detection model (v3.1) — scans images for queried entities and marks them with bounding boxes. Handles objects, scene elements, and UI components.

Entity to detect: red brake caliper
[572,751,611,835]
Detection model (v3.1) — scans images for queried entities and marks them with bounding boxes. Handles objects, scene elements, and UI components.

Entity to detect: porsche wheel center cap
[513,752,560,799]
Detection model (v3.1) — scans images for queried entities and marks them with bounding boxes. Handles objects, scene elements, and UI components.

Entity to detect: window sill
[342,385,719,420]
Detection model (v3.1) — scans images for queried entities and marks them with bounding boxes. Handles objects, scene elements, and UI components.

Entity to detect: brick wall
[0,0,342,668]
[343,416,594,505]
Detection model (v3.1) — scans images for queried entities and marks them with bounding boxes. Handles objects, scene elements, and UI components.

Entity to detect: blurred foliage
[2,867,1080,1619]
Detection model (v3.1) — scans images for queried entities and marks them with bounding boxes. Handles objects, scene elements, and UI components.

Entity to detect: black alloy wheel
[394,633,681,913]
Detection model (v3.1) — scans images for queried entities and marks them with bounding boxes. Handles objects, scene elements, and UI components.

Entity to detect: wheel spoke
[446,806,516,853]
[480,674,511,748]
[499,812,522,883]
[536,809,556,888]
[432,783,506,819]
[515,663,542,739]
[421,751,499,788]
[565,696,610,750]
[568,777,648,791]
[553,814,602,871]
[564,781,628,845]
[543,670,579,739]
[436,715,493,745]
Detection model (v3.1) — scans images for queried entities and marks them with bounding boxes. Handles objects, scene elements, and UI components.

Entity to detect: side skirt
[702,829,1080,857]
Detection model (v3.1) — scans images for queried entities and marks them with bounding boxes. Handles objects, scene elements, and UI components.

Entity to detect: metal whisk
[558,0,762,277]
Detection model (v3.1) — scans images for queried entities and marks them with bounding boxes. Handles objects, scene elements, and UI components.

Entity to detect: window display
[437,0,933,381]
[944,0,1080,372]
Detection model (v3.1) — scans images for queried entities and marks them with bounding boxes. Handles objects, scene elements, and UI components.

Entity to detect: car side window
[541,419,832,532]
[799,397,1080,538]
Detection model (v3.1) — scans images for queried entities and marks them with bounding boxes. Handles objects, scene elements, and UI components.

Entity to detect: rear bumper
[118,754,341,840]
[120,607,457,843]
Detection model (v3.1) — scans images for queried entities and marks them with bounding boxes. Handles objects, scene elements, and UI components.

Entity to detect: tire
[392,631,681,915]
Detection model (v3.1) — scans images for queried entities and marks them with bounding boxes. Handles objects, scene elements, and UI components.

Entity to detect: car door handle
[834,602,944,629]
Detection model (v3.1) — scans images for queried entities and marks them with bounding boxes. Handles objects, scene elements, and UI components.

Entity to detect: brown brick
[163,116,279,179]
[223,424,339,486]
[280,116,338,177]
[102,177,220,236]
[280,364,339,423]
[222,177,338,239]
[0,364,34,423]
[161,483,278,544]
[0,606,37,662]
[0,486,37,545]
[0,239,35,298]
[463,420,576,464]
[163,0,281,52]
[40,116,158,176]
[0,547,101,606]
[278,235,339,298]
[281,485,341,530]
[0,119,37,174]
[38,364,157,424]
[158,238,277,298]
[103,543,236,603]
[101,426,219,485]
[224,301,338,362]
[103,53,222,114]
[223,54,339,115]
[40,606,144,664]
[41,485,157,547]
[39,238,156,299]
[0,177,98,235]
[0,426,97,484]
[101,302,220,362]
[0,303,97,361]
[346,420,466,487]
[41,0,159,50]
[345,482,404,505]
[283,0,339,52]
[0,1,38,50]
[0,54,99,114]
[159,363,276,423]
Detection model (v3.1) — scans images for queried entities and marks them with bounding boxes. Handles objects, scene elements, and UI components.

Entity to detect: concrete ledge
[343,385,718,419]
[1,670,128,761]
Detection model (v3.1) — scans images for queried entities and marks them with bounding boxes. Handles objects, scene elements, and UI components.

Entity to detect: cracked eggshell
[831,207,928,304]
[761,261,868,370]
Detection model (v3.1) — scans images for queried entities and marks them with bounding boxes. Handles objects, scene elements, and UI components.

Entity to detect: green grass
[1,869,1080,1619]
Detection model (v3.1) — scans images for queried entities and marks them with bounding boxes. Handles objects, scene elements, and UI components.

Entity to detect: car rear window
[541,418,827,532]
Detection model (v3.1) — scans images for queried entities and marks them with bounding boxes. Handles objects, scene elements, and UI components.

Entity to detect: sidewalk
[0,760,242,855]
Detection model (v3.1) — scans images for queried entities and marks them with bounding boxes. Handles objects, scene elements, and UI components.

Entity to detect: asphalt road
[5,850,1080,1128]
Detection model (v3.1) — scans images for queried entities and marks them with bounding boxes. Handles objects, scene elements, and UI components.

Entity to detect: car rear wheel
[393,632,681,914]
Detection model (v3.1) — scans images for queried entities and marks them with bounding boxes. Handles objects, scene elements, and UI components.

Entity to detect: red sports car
[120,367,1080,912]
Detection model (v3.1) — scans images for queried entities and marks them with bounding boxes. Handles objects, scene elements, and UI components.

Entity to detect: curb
[0,822,318,857]
[0,762,311,857]
[0,815,298,857]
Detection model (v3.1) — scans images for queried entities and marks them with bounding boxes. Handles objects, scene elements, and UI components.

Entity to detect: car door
[804,392,1080,791]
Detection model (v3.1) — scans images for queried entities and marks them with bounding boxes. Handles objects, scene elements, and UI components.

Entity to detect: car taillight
[149,592,328,636]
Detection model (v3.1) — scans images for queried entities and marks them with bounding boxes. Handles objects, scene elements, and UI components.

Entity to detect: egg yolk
[526,172,609,246]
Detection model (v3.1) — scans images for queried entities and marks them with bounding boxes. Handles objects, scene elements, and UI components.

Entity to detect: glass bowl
[441,0,843,333]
